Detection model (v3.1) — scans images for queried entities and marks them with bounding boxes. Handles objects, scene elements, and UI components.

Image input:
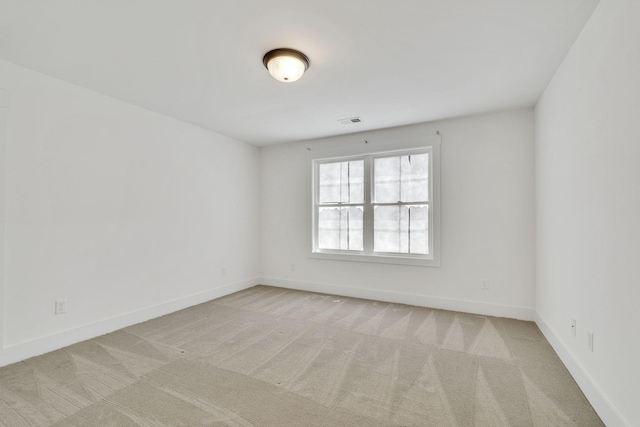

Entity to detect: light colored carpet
[0,285,603,426]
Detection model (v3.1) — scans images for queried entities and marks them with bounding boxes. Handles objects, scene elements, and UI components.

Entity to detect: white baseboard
[0,277,259,367]
[535,312,631,427]
[259,277,534,321]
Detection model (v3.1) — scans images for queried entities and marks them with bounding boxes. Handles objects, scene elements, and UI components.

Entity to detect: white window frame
[307,134,441,267]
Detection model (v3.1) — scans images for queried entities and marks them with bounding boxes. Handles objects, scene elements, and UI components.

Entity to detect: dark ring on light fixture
[262,48,310,70]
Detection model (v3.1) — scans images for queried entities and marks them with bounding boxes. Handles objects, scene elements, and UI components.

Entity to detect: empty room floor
[0,285,603,426]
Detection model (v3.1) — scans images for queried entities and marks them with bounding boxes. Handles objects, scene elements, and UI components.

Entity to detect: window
[309,136,440,266]
[317,160,365,251]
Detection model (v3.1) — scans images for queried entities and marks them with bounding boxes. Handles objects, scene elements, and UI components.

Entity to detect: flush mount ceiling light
[263,48,309,83]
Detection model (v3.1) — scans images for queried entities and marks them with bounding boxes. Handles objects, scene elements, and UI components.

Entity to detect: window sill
[309,250,441,267]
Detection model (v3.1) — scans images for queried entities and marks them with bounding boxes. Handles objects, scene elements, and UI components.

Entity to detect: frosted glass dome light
[263,48,309,83]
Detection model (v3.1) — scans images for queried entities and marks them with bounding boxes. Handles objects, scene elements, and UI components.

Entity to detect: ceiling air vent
[338,116,362,125]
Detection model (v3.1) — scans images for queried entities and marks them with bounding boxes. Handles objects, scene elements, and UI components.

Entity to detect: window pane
[374,205,428,254]
[374,154,429,203]
[319,160,364,204]
[318,206,364,250]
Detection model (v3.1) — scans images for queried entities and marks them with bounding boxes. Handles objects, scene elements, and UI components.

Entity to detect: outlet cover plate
[55,299,67,315]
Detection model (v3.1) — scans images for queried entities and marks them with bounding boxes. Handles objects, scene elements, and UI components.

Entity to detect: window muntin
[312,146,438,266]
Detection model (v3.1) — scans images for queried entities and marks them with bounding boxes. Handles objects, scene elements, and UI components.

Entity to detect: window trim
[307,135,441,267]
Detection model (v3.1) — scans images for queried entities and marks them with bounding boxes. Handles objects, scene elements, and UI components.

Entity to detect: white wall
[260,109,535,320]
[0,60,261,365]
[0,89,7,356]
[535,0,640,425]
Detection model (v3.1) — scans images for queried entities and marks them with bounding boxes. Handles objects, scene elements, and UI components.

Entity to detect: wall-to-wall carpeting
[0,286,602,426]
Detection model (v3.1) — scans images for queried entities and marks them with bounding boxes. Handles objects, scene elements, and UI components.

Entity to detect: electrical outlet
[587,331,594,352]
[481,280,490,290]
[221,268,227,276]
[55,299,67,315]
[571,319,577,336]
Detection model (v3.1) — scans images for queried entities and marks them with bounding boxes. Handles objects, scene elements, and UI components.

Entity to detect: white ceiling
[0,0,600,146]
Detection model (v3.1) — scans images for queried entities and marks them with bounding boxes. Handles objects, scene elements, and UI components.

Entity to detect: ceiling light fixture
[263,48,309,83]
